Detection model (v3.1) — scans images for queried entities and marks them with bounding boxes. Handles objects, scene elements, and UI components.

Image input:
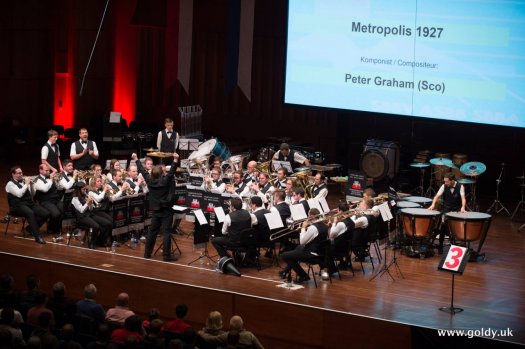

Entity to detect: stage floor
[1,212,524,346]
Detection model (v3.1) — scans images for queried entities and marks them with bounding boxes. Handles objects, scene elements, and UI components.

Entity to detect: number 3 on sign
[443,245,468,271]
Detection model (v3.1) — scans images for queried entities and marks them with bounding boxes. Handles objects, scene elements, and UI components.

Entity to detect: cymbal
[460,161,486,176]
[147,151,173,158]
[429,157,453,166]
[516,175,525,180]
[457,178,476,184]
[309,165,330,171]
[143,147,158,152]
[294,167,311,172]
[410,162,430,168]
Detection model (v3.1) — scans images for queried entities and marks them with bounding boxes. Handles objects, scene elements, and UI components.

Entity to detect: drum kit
[409,155,486,211]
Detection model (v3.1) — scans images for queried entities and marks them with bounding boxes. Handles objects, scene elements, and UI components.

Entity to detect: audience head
[26,274,40,290]
[52,281,66,299]
[205,311,223,331]
[229,315,244,331]
[116,292,130,307]
[84,283,97,300]
[175,304,188,319]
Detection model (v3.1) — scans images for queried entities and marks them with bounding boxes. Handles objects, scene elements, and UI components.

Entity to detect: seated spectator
[142,308,161,333]
[19,275,40,318]
[105,293,135,325]
[85,323,111,349]
[76,284,105,324]
[58,323,82,349]
[47,282,76,329]
[0,308,24,346]
[142,318,165,349]
[110,315,143,345]
[165,304,190,333]
[0,274,19,310]
[26,291,54,327]
[197,310,226,343]
[31,312,58,349]
[204,315,264,349]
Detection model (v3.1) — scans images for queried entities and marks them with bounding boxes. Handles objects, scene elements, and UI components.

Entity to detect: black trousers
[144,208,174,259]
[211,236,241,258]
[11,204,49,239]
[40,200,63,234]
[281,245,317,278]
[77,213,112,247]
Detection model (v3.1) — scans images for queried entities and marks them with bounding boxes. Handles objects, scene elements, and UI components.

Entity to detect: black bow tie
[81,141,87,145]
[167,132,172,136]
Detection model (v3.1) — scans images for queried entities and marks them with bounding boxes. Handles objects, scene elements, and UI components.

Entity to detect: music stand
[370,202,404,281]
[486,163,510,215]
[188,210,216,265]
[152,206,184,257]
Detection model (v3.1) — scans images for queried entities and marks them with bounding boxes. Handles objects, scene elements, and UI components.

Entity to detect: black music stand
[188,211,217,265]
[370,203,404,281]
[153,229,182,257]
[438,245,469,314]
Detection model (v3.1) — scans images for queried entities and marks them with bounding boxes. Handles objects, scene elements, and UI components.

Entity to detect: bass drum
[360,139,399,181]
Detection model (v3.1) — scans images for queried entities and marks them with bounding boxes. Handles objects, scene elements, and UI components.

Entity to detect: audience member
[26,291,54,327]
[46,282,76,329]
[165,304,190,333]
[30,312,58,349]
[110,315,143,345]
[75,284,105,324]
[0,274,19,310]
[105,292,135,325]
[142,318,165,349]
[0,307,24,346]
[197,310,226,344]
[85,323,110,349]
[142,307,161,333]
[19,274,41,318]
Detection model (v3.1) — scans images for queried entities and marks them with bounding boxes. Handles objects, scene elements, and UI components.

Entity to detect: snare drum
[433,152,450,184]
[401,196,433,207]
[446,212,491,243]
[400,208,441,238]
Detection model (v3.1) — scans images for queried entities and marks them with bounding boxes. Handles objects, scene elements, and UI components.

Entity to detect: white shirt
[329,221,347,239]
[312,185,328,199]
[41,141,60,160]
[70,139,99,157]
[33,175,53,193]
[254,184,275,204]
[156,129,180,151]
[221,210,257,234]
[58,173,76,192]
[436,183,465,197]
[272,150,307,165]
[300,224,319,245]
[5,180,29,198]
[71,196,93,213]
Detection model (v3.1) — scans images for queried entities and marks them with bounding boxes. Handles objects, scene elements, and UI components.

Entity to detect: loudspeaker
[360,139,399,181]
[217,257,241,276]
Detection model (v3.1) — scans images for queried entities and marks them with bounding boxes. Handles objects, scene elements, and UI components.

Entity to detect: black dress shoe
[35,237,46,244]
[163,256,178,262]
[296,275,310,284]
[144,254,151,259]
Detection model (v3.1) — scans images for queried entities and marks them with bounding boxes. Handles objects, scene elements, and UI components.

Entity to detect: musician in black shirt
[132,152,179,261]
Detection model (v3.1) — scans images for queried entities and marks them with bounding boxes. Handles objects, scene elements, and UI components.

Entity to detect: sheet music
[307,198,322,213]
[172,205,187,212]
[272,160,292,173]
[265,211,284,230]
[378,202,393,221]
[290,204,307,221]
[214,206,226,223]
[318,197,330,213]
[194,209,208,225]
[179,138,200,151]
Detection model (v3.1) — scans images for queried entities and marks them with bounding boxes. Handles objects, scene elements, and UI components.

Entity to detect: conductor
[132,152,179,261]
[428,172,466,253]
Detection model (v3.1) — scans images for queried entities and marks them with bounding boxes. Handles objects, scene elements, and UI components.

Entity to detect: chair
[306,239,337,288]
[229,228,261,270]
[73,314,97,336]
[350,227,374,274]
[4,195,27,237]
[331,233,355,278]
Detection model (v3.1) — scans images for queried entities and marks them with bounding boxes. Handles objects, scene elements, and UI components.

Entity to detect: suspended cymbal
[429,157,453,166]
[309,165,330,171]
[410,162,430,168]
[147,151,173,158]
[460,161,487,176]
[457,178,476,184]
[516,175,525,180]
[143,147,158,152]
[294,167,311,172]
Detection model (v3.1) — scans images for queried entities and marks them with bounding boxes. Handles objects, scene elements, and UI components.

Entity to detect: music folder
[265,211,284,230]
[272,160,292,173]
[290,204,307,221]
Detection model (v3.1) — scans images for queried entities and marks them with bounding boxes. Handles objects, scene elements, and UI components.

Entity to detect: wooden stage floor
[1,157,524,348]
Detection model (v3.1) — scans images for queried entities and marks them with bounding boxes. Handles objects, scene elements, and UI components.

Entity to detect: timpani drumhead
[400,208,441,238]
[396,201,421,208]
[446,212,492,242]
[402,196,433,206]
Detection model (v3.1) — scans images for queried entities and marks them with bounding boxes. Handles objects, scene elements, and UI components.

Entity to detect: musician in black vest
[429,172,466,253]
[291,187,310,214]
[33,164,63,239]
[243,161,258,185]
[271,190,291,226]
[211,197,256,258]
[71,182,112,249]
[274,168,288,190]
[5,166,49,244]
[226,170,250,197]
[272,143,309,172]
[250,173,274,206]
[250,196,271,243]
[132,152,179,261]
[70,128,99,171]
[279,208,328,283]
[156,118,179,166]
[41,130,62,173]
[310,173,328,199]
[125,165,148,195]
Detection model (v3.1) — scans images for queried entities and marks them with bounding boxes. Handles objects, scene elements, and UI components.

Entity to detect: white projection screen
[284,0,525,128]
